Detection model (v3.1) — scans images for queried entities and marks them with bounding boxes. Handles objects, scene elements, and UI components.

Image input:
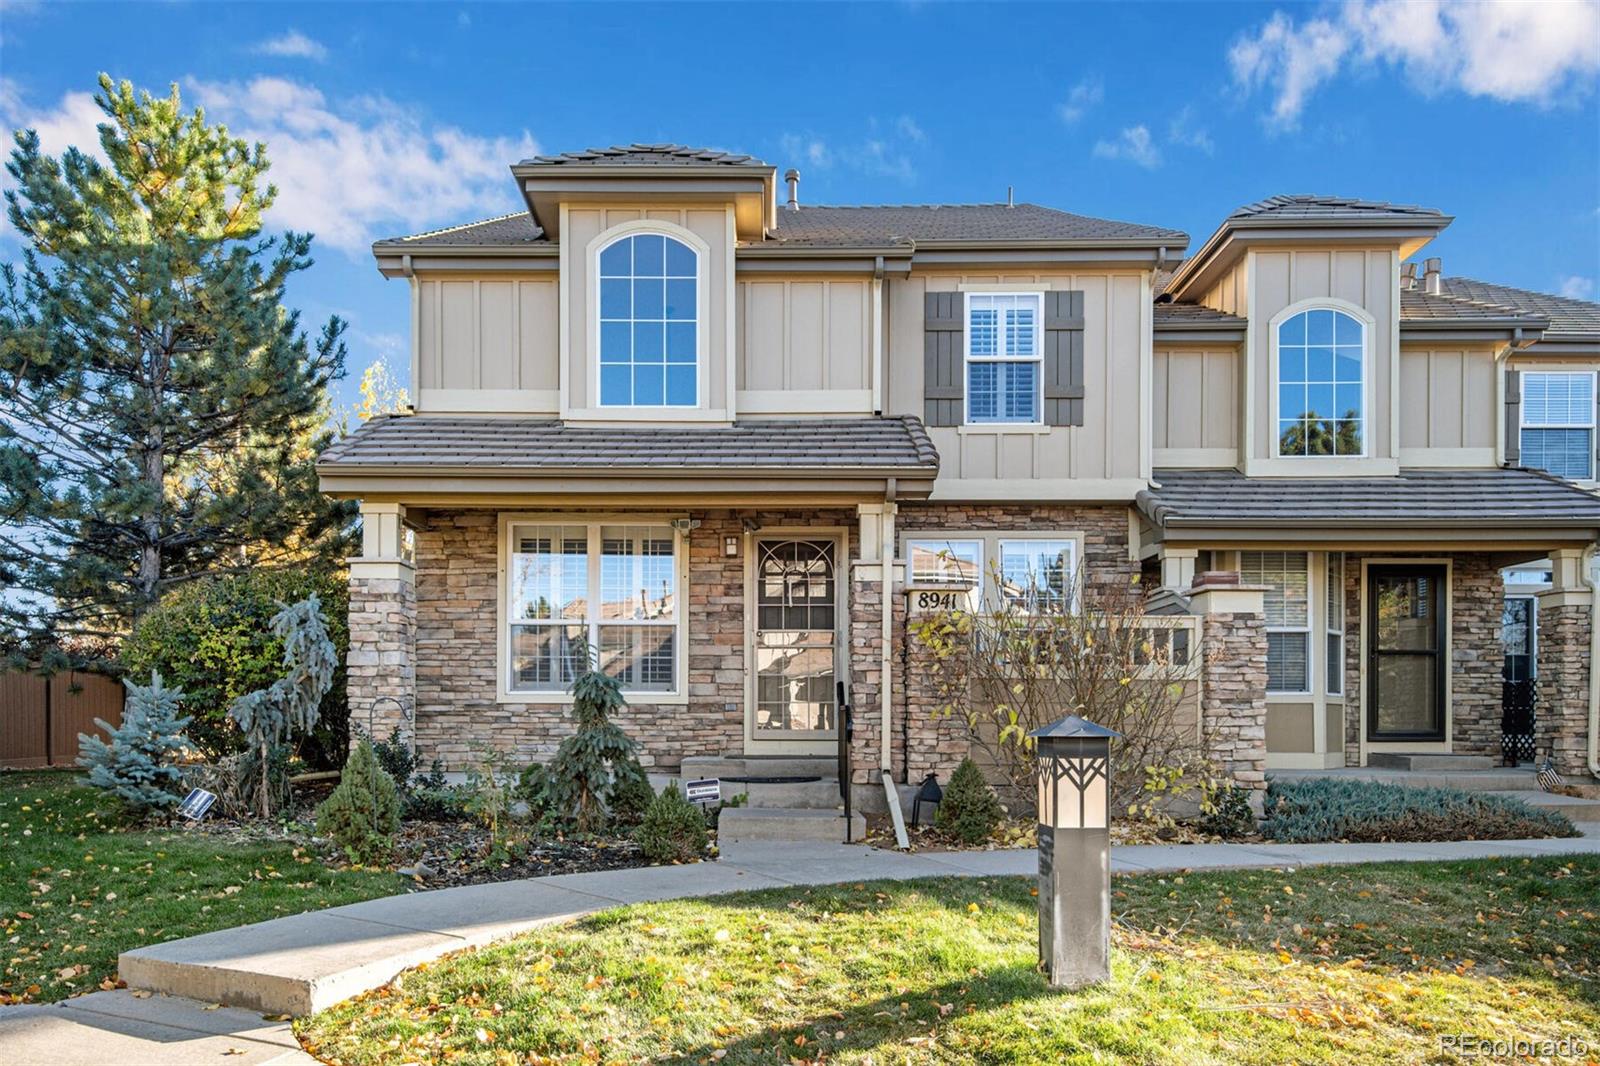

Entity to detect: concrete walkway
[5,831,1599,1065]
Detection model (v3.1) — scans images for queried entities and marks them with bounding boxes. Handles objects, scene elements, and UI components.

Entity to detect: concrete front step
[1367,753,1496,772]
[1491,790,1600,823]
[730,779,847,810]
[718,807,867,844]
[680,754,839,780]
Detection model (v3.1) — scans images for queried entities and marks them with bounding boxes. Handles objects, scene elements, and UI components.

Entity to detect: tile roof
[1227,194,1447,223]
[519,143,769,167]
[766,203,1186,246]
[1152,303,1245,327]
[319,415,939,474]
[378,212,546,248]
[1439,278,1600,339]
[1138,467,1600,529]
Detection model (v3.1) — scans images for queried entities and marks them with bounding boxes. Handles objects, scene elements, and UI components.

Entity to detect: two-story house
[318,145,1600,834]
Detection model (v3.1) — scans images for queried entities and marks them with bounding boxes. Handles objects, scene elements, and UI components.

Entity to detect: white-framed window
[998,538,1076,612]
[965,292,1042,424]
[1274,306,1366,457]
[1241,551,1310,693]
[1520,371,1595,481]
[597,232,698,407]
[1325,552,1344,696]
[906,537,983,611]
[506,521,680,695]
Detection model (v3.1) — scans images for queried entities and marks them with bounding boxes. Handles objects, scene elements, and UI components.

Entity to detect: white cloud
[1231,0,1600,130]
[780,116,926,183]
[1560,275,1596,300]
[779,133,832,169]
[1057,76,1104,124]
[184,76,536,252]
[1166,105,1215,154]
[896,115,926,143]
[1092,125,1162,169]
[253,29,329,62]
[0,77,107,168]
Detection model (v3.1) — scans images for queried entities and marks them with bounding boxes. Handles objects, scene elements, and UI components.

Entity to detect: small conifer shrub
[934,757,1004,844]
[315,739,402,865]
[541,664,651,834]
[77,672,192,817]
[635,783,708,863]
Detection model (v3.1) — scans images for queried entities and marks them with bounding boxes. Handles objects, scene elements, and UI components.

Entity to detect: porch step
[718,807,867,844]
[1367,753,1495,772]
[680,755,839,780]
[730,779,846,810]
[1490,790,1600,823]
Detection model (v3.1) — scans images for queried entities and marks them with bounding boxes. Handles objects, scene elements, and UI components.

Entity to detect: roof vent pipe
[784,169,800,210]
[1400,261,1416,290]
[1424,257,1442,295]
[1007,185,1014,208]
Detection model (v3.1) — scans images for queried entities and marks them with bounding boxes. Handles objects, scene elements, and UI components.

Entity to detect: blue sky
[3,0,1597,410]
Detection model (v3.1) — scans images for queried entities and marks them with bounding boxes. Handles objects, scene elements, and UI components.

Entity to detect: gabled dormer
[1159,195,1452,476]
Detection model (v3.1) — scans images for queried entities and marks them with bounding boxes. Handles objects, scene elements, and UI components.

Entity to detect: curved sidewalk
[3,832,1597,1065]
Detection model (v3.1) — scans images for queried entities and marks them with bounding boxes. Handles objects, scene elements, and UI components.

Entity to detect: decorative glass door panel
[754,539,838,737]
[1366,565,1447,741]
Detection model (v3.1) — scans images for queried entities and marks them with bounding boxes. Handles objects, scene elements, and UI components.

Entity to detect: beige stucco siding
[561,204,734,418]
[736,277,872,413]
[1153,345,1239,464]
[1248,248,1398,472]
[414,277,559,413]
[1398,345,1497,463]
[886,271,1150,496]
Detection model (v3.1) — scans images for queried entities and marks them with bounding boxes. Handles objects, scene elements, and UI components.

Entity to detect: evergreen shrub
[635,784,708,863]
[934,757,1004,844]
[315,739,402,865]
[1262,777,1578,843]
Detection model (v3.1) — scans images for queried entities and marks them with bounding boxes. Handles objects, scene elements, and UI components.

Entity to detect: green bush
[121,569,349,767]
[76,672,192,817]
[1262,776,1580,844]
[1197,780,1256,839]
[635,783,708,863]
[935,757,1004,844]
[404,785,472,822]
[608,771,657,828]
[540,667,651,834]
[315,739,402,865]
[365,727,418,789]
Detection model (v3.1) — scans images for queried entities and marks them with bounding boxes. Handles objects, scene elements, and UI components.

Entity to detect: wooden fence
[0,671,124,769]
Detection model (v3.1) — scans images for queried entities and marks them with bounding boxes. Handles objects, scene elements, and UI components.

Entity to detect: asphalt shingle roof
[1399,287,1535,322]
[1439,278,1600,338]
[1138,468,1600,528]
[765,204,1186,246]
[1228,194,1447,223]
[519,143,769,167]
[319,416,939,474]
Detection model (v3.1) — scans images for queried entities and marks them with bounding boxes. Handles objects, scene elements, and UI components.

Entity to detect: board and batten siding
[561,204,734,419]
[1247,248,1398,474]
[736,278,873,414]
[414,277,560,413]
[1152,345,1239,465]
[885,271,1150,497]
[1199,258,1248,317]
[1398,345,1498,465]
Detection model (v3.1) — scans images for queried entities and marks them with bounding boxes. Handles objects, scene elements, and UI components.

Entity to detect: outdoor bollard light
[1029,714,1120,989]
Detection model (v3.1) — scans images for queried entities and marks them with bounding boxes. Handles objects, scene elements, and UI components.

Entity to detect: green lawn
[302,857,1599,1066]
[0,770,404,1004]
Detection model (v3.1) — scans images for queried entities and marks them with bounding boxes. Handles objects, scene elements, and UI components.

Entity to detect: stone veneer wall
[1200,607,1268,792]
[1536,601,1591,776]
[348,573,416,744]
[412,508,856,771]
[1342,552,1503,766]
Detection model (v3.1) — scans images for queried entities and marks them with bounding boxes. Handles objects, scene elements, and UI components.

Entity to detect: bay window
[1241,551,1310,693]
[506,521,680,696]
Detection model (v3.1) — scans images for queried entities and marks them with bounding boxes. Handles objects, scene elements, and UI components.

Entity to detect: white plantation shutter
[1242,551,1311,693]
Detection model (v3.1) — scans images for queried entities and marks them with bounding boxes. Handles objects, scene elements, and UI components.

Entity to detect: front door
[748,538,840,752]
[1366,564,1448,742]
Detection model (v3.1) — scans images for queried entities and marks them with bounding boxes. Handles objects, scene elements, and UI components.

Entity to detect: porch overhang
[1136,467,1600,554]
[317,414,940,502]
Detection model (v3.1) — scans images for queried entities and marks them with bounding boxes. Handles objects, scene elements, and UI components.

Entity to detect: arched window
[598,232,697,406]
[1276,306,1365,457]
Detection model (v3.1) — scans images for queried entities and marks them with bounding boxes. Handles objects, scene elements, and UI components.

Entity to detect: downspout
[881,479,909,848]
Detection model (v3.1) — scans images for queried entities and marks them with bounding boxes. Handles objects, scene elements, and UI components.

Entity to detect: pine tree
[77,671,192,816]
[315,739,401,866]
[539,666,651,834]
[935,757,1005,844]
[228,595,337,817]
[0,75,355,653]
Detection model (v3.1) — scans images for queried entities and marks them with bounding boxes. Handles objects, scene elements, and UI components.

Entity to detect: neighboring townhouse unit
[318,146,1600,827]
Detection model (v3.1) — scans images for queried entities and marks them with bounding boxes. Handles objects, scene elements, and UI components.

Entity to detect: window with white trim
[507,522,679,694]
[598,233,698,407]
[906,537,983,611]
[1275,307,1365,457]
[998,539,1076,612]
[1241,551,1310,693]
[1325,553,1344,696]
[1520,371,1595,481]
[965,293,1042,424]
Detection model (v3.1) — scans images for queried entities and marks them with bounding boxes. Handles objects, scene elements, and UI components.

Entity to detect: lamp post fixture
[1029,714,1120,989]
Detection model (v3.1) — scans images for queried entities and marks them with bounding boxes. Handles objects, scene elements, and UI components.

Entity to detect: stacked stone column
[1537,548,1593,777]
[1189,573,1270,795]
[347,502,416,750]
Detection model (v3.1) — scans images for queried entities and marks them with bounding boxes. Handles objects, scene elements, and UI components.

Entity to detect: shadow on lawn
[671,964,1057,1065]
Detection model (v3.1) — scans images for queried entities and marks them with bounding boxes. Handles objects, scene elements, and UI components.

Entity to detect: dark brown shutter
[923,291,964,426]
[1043,290,1086,427]
[1504,369,1521,466]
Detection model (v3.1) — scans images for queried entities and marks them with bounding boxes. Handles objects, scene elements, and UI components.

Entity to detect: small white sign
[684,778,721,805]
[906,585,973,615]
[177,788,218,821]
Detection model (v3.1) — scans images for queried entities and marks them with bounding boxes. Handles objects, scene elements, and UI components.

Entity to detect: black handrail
[836,680,853,842]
